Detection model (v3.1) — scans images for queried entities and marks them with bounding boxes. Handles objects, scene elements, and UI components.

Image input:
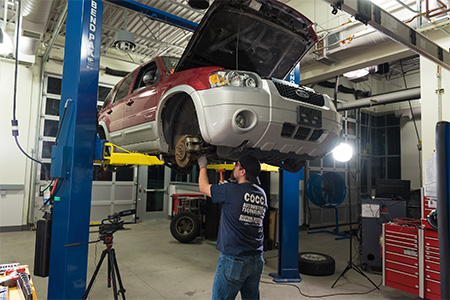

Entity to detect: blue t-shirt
[210,182,267,257]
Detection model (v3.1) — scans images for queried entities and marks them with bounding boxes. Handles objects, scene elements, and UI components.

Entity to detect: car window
[113,70,137,102]
[101,88,115,110]
[161,57,179,74]
[133,62,160,92]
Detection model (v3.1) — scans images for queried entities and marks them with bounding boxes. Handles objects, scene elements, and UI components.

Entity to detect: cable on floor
[260,278,383,298]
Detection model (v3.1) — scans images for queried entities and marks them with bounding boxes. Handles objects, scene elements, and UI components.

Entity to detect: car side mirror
[143,71,156,86]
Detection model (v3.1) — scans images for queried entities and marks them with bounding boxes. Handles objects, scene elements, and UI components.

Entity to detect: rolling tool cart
[170,194,207,243]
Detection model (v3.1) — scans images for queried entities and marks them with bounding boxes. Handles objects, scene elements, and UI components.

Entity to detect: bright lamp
[332,142,353,162]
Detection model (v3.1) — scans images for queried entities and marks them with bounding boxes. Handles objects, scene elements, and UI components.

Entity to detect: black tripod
[331,165,379,290]
[83,234,126,300]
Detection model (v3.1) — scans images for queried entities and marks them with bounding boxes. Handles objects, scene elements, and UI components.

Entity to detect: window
[114,70,137,101]
[161,57,179,73]
[38,74,113,182]
[101,88,115,111]
[45,98,61,116]
[47,77,62,94]
[133,62,160,92]
[360,112,401,197]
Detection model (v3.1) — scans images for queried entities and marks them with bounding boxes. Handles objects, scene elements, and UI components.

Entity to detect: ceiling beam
[323,0,450,71]
[104,0,198,32]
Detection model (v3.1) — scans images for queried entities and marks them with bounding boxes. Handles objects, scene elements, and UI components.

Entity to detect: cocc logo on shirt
[244,192,265,205]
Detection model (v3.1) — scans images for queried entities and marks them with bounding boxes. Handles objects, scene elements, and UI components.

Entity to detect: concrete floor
[0,218,421,300]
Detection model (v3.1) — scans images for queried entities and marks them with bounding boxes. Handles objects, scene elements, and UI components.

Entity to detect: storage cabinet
[382,223,441,299]
[383,223,420,296]
[423,229,440,299]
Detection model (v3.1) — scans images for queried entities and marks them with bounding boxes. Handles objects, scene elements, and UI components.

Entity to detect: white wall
[0,50,138,228]
[401,117,422,190]
[0,60,38,228]
[420,31,450,168]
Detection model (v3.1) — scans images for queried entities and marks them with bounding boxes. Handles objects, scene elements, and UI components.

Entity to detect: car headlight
[209,70,261,88]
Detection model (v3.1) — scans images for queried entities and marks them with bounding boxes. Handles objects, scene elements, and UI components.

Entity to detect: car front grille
[281,123,323,142]
[272,80,325,107]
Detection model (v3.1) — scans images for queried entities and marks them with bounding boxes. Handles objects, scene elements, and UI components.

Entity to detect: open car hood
[175,0,317,79]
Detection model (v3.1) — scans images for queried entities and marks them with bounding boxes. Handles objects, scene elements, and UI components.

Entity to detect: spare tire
[170,212,200,243]
[299,252,335,276]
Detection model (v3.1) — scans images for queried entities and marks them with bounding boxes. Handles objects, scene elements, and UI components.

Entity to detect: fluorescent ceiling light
[343,68,369,80]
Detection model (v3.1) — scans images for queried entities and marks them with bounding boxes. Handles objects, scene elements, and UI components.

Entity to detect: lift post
[270,169,303,282]
[47,0,103,298]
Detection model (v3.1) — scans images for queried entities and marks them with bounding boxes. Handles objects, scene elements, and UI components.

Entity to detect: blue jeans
[212,253,264,300]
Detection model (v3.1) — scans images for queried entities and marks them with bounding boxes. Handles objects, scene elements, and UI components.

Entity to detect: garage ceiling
[7,0,439,80]
[45,0,206,63]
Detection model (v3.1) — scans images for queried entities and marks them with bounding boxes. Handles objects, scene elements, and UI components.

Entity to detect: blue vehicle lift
[47,0,198,298]
[269,64,303,283]
[436,121,450,299]
[47,0,104,298]
[48,0,305,297]
[270,169,303,283]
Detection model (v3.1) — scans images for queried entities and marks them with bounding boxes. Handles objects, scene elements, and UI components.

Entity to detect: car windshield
[161,57,179,74]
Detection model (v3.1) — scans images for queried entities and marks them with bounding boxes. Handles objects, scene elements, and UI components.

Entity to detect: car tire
[298,252,335,276]
[170,212,200,243]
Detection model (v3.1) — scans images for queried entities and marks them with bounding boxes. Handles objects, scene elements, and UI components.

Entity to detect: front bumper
[193,79,342,160]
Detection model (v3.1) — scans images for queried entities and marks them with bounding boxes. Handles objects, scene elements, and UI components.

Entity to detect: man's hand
[197,155,208,168]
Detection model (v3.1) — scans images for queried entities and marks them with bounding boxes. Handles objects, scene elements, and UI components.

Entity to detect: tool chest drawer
[385,223,419,236]
[424,259,440,272]
[385,251,419,266]
[385,241,417,254]
[385,259,418,275]
[424,269,440,282]
[385,268,419,295]
[424,277,441,298]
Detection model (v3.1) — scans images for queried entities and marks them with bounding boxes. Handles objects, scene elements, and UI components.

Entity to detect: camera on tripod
[98,209,135,245]
[83,209,135,300]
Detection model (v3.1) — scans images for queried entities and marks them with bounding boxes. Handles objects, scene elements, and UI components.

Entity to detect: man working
[197,155,267,300]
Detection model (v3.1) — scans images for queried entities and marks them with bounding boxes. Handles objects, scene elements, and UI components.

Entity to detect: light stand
[331,161,379,289]
[330,143,378,289]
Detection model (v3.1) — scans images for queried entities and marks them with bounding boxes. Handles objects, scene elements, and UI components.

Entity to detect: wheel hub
[174,135,202,168]
[301,253,326,261]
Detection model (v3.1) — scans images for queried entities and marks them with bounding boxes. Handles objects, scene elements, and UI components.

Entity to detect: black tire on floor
[298,252,335,276]
[170,212,200,243]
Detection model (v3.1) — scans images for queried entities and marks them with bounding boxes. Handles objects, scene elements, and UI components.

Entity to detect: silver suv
[97,0,342,172]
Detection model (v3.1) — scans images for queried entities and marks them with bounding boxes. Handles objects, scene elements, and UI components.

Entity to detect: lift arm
[94,139,279,171]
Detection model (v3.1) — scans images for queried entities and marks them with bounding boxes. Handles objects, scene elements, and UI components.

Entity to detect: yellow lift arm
[95,142,279,172]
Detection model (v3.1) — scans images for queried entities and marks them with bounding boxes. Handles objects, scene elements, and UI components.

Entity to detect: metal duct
[302,24,392,65]
[395,106,421,119]
[20,0,54,55]
[302,8,418,66]
[337,87,421,111]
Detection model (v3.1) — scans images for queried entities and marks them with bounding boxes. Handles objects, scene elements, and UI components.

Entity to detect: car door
[122,61,161,146]
[106,69,138,145]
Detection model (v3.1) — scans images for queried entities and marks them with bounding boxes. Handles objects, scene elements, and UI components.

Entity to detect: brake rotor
[175,135,193,168]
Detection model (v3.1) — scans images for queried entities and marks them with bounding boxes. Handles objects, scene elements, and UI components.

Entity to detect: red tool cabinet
[382,191,441,299]
[423,227,441,299]
[383,223,420,296]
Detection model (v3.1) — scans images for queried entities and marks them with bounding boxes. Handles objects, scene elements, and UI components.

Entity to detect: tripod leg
[108,249,112,288]
[111,249,127,299]
[83,249,108,300]
[108,250,119,300]
[331,263,351,288]
[351,263,380,290]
